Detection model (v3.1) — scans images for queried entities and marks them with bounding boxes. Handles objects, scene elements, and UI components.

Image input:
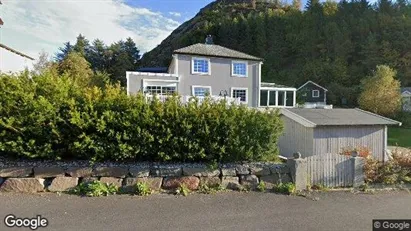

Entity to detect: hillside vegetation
[141,0,411,107]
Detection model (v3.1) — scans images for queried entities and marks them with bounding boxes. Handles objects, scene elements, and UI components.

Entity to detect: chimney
[205,35,213,45]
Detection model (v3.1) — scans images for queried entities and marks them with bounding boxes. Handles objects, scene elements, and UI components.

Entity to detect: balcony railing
[145,95,242,105]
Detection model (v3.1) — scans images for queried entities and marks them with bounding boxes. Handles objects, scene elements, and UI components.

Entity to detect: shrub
[341,146,371,158]
[273,182,296,195]
[0,72,283,163]
[135,182,152,196]
[71,181,118,197]
[364,156,411,184]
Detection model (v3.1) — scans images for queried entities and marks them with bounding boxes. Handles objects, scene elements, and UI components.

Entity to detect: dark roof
[281,108,401,127]
[137,67,168,73]
[297,81,328,91]
[401,87,411,94]
[173,43,263,61]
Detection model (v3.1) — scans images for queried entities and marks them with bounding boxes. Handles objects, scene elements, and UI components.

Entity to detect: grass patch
[388,127,411,148]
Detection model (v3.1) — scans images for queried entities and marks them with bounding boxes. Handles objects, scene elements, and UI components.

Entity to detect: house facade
[127,37,296,108]
[297,81,329,108]
[401,87,411,112]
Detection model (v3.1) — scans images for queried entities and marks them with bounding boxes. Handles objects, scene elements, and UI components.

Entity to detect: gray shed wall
[313,125,385,161]
[278,116,314,158]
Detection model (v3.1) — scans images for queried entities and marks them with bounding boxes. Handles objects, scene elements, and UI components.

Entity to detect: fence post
[286,152,307,191]
[351,151,365,188]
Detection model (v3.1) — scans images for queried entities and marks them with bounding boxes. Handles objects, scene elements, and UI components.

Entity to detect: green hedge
[0,72,283,163]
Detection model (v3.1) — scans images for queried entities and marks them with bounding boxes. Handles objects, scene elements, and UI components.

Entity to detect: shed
[278,108,402,161]
[297,81,328,106]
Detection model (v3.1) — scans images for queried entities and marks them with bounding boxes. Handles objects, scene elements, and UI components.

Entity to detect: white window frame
[312,90,320,98]
[142,79,178,96]
[191,57,211,75]
[231,60,248,77]
[231,87,248,103]
[192,85,212,97]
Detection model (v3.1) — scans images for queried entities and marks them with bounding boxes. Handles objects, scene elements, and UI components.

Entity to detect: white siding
[313,126,385,161]
[278,116,314,158]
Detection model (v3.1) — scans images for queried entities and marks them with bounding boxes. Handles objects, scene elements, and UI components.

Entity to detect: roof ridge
[280,108,317,127]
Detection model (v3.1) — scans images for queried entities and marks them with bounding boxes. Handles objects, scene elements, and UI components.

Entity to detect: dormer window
[192,57,210,75]
[232,61,248,77]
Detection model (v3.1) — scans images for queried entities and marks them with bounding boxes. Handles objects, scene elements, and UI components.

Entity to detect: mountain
[140,0,281,67]
[140,0,411,107]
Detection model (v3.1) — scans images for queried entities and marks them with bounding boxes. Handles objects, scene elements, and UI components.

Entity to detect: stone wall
[0,163,291,193]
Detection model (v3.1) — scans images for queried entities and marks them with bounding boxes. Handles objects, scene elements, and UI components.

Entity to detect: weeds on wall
[273,182,296,195]
[71,181,118,197]
[135,182,152,196]
[175,184,191,196]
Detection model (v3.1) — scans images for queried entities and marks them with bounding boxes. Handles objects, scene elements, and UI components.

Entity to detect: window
[146,86,176,95]
[192,58,210,75]
[232,61,247,77]
[312,90,320,98]
[232,88,248,103]
[192,86,211,97]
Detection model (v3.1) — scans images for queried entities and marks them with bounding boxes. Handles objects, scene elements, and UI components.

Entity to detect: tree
[58,52,93,86]
[32,51,53,75]
[358,65,402,117]
[56,42,73,61]
[73,34,90,57]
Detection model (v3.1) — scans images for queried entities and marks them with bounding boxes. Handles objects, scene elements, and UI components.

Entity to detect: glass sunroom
[259,83,296,108]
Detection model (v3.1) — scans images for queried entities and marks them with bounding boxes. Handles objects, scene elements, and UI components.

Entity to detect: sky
[0,0,214,72]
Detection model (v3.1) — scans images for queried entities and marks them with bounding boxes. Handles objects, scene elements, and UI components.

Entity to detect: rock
[99,177,123,188]
[162,176,200,190]
[221,177,241,190]
[269,164,290,174]
[0,177,4,186]
[66,167,93,177]
[250,167,270,176]
[235,166,250,175]
[122,177,162,193]
[81,177,99,184]
[183,167,220,177]
[34,167,65,178]
[129,167,150,177]
[0,178,44,193]
[92,167,128,178]
[199,177,221,187]
[0,167,33,177]
[240,175,259,189]
[260,174,292,188]
[151,167,182,177]
[48,177,78,192]
[221,168,237,176]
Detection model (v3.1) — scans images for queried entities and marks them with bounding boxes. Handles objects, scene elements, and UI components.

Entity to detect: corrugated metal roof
[174,43,263,61]
[281,108,401,127]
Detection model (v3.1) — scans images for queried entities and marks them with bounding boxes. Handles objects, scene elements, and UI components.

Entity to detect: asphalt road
[0,190,410,231]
